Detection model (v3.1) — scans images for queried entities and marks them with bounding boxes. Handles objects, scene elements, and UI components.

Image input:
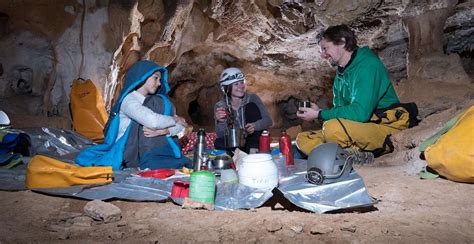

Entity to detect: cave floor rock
[0,163,472,243]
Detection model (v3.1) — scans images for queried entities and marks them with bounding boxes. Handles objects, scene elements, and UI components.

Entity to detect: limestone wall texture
[0,0,472,129]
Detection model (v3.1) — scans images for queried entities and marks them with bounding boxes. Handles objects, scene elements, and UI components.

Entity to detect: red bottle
[279,130,294,165]
[259,130,271,153]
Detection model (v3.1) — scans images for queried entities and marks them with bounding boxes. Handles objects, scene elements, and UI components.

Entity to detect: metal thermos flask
[279,130,294,165]
[259,130,271,153]
[193,128,206,172]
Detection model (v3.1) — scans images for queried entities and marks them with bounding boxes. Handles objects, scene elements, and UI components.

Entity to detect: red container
[258,130,271,153]
[279,130,294,165]
[171,180,190,198]
[137,169,175,179]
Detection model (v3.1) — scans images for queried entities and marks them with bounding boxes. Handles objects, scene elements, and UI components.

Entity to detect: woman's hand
[143,127,169,137]
[173,116,187,127]
[244,123,255,134]
[215,107,228,122]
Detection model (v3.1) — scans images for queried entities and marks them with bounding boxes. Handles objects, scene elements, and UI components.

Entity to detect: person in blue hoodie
[76,60,189,170]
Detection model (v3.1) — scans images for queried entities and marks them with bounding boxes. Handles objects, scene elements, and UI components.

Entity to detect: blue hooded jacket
[76,60,181,170]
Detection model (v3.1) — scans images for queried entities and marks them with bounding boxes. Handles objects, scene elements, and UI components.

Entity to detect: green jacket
[320,46,400,122]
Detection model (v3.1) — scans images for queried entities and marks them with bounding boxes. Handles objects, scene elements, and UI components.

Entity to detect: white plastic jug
[238,153,278,190]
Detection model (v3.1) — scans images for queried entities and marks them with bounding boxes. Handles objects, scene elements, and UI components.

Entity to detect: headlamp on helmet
[0,110,11,129]
[219,67,245,88]
[306,143,353,185]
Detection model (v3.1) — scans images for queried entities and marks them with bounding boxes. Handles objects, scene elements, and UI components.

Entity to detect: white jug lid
[242,153,272,163]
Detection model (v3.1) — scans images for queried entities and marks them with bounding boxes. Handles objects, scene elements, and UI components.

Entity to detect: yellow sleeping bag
[425,106,474,183]
[26,155,112,189]
[70,79,108,143]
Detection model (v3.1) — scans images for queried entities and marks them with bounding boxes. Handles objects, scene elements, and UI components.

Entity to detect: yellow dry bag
[26,155,113,189]
[70,79,108,143]
[425,106,474,183]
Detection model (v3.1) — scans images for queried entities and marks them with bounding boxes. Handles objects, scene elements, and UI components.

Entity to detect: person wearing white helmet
[214,67,273,153]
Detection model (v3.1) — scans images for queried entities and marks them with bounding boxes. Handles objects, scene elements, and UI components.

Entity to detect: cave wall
[0,0,116,127]
[402,0,471,84]
[0,0,472,129]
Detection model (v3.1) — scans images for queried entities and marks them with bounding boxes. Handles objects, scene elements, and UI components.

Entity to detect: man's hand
[215,107,228,122]
[297,102,320,121]
[244,123,255,134]
[143,127,169,137]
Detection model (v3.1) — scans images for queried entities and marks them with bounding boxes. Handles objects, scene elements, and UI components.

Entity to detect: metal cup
[298,101,311,109]
[225,127,245,148]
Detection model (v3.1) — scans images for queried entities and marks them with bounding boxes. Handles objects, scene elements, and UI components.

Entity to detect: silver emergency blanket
[277,159,374,213]
[33,172,273,207]
[214,182,274,210]
[0,166,173,202]
[35,175,173,201]
[24,127,92,162]
[171,180,274,211]
[0,128,374,213]
[9,127,93,163]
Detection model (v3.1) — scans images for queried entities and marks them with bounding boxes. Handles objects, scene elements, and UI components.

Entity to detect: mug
[217,107,231,117]
[298,101,311,109]
[171,180,190,198]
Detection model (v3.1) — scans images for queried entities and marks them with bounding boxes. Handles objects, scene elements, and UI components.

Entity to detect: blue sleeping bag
[75,60,186,170]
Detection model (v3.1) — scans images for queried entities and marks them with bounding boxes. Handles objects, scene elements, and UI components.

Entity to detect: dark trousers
[214,103,263,153]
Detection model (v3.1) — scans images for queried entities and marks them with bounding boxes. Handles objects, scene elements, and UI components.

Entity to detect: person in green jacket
[296,25,417,156]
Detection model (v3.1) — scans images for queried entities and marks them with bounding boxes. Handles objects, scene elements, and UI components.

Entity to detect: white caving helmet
[219,67,245,90]
[0,110,11,129]
[306,143,353,185]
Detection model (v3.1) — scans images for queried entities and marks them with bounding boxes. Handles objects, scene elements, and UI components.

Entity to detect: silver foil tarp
[0,128,374,212]
[171,158,374,212]
[0,127,93,191]
[34,172,273,207]
[0,166,175,202]
[34,174,173,202]
[13,127,93,163]
[170,178,274,211]
[276,159,375,213]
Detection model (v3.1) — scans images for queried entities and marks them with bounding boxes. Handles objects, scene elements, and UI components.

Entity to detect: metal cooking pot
[209,155,233,171]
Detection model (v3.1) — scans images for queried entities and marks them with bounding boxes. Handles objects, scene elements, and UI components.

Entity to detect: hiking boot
[345,149,374,165]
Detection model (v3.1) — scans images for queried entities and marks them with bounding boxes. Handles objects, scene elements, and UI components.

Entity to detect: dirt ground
[0,165,472,243]
[0,80,473,243]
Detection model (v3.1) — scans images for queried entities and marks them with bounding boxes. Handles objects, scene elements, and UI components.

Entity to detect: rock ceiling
[0,0,472,128]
